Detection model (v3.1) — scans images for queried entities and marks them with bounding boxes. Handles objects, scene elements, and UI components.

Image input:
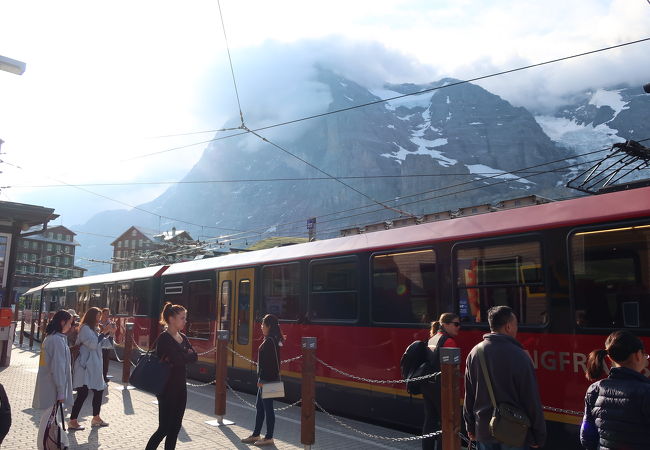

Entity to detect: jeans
[253,387,275,439]
[477,442,529,450]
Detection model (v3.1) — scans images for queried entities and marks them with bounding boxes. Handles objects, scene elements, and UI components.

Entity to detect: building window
[31,241,38,250]
[371,249,437,324]
[55,244,61,253]
[138,239,143,247]
[23,240,29,249]
[124,239,129,248]
[55,257,60,265]
[45,256,51,263]
[456,241,547,325]
[31,254,37,261]
[29,266,35,274]
[56,233,62,241]
[262,263,300,320]
[309,258,358,321]
[131,240,135,249]
[131,229,137,237]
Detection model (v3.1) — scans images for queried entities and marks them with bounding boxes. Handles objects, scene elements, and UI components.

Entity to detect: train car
[18,185,650,449]
[21,265,169,348]
[156,185,650,449]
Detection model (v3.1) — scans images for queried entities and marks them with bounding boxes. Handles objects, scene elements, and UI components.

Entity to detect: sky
[1,0,649,227]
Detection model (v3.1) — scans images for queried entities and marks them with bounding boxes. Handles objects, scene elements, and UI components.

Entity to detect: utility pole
[307,218,316,242]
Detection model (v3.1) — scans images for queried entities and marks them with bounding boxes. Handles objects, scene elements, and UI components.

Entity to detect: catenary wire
[132,36,650,147]
[217,0,245,127]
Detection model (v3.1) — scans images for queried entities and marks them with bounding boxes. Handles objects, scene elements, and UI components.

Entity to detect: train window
[186,280,213,340]
[65,290,76,309]
[371,249,437,324]
[220,280,232,332]
[309,258,358,321]
[117,282,133,315]
[456,241,547,325]
[164,282,183,295]
[237,280,251,345]
[262,263,300,321]
[89,288,105,309]
[571,224,650,329]
[133,280,149,316]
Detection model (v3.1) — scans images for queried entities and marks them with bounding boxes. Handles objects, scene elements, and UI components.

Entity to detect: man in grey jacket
[463,306,546,450]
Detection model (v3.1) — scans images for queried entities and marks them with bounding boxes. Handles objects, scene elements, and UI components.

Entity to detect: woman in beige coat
[32,310,74,449]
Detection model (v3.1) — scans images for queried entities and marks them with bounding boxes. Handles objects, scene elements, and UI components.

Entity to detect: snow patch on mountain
[466,164,534,185]
[382,139,453,166]
[588,89,628,118]
[535,115,622,151]
[369,88,432,111]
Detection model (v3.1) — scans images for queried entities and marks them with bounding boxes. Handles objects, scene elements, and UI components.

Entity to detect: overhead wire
[126,36,650,159]
[198,144,620,243]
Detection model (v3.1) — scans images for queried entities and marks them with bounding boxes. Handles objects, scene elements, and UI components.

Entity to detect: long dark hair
[79,307,101,330]
[262,314,284,344]
[430,312,459,337]
[586,330,644,381]
[45,310,72,336]
[160,301,186,326]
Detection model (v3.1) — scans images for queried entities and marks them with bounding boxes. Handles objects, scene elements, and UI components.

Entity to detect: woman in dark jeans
[241,314,284,446]
[145,302,197,450]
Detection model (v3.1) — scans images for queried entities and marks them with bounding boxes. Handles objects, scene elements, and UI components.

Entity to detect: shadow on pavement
[218,426,277,449]
[120,388,135,415]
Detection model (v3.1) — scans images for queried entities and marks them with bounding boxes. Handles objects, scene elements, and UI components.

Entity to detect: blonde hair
[430,312,459,337]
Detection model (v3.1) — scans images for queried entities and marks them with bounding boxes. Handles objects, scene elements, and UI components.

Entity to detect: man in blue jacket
[463,306,546,450]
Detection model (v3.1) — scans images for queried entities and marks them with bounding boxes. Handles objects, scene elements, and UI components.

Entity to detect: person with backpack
[581,330,650,450]
[422,313,461,450]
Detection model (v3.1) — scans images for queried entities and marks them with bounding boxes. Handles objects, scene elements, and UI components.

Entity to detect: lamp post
[0,55,26,75]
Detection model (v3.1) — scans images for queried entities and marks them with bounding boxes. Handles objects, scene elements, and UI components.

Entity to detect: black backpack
[400,335,448,395]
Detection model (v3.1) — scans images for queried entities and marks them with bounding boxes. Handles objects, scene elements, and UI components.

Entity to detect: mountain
[74,70,650,274]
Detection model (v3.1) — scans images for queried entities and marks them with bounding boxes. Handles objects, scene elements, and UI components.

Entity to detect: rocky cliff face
[75,70,650,274]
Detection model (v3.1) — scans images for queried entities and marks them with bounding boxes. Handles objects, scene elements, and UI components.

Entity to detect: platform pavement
[0,342,431,449]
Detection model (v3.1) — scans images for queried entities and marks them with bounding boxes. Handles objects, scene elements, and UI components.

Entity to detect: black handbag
[477,342,531,447]
[129,334,171,396]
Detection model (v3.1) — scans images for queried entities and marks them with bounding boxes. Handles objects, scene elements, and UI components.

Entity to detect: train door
[217,269,255,368]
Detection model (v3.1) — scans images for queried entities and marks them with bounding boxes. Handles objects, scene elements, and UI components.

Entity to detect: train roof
[163,186,650,276]
[46,265,168,289]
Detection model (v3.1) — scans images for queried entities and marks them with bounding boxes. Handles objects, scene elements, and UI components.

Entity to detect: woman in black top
[241,314,283,447]
[145,302,197,450]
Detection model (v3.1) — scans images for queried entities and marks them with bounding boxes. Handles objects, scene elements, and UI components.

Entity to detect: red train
[21,185,650,449]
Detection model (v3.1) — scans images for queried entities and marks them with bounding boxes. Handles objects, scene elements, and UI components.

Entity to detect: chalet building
[15,225,86,290]
[111,226,195,272]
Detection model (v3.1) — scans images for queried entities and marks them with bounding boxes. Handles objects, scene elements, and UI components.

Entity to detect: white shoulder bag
[261,338,285,399]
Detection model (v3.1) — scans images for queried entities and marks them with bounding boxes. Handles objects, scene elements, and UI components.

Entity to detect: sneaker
[241,435,261,443]
[254,438,274,446]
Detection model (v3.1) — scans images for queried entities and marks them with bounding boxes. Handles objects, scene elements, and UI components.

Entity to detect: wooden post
[301,337,316,449]
[206,330,234,426]
[19,311,25,347]
[122,322,134,385]
[29,318,35,349]
[440,347,461,450]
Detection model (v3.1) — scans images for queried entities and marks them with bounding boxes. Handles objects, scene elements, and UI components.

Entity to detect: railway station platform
[0,342,449,449]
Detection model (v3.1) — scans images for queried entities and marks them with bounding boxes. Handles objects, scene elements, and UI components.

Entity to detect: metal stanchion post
[29,318,35,349]
[19,311,25,347]
[301,337,316,449]
[206,330,234,426]
[440,347,461,450]
[119,322,135,390]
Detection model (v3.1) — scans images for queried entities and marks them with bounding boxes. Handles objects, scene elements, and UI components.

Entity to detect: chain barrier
[112,346,136,367]
[187,379,217,387]
[225,382,302,412]
[542,405,583,416]
[130,336,147,354]
[196,346,218,356]
[316,357,439,384]
[314,400,442,441]
[226,346,303,365]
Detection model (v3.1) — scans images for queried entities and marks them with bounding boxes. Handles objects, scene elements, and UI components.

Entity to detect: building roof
[153,229,193,242]
[0,201,58,228]
[110,226,158,246]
